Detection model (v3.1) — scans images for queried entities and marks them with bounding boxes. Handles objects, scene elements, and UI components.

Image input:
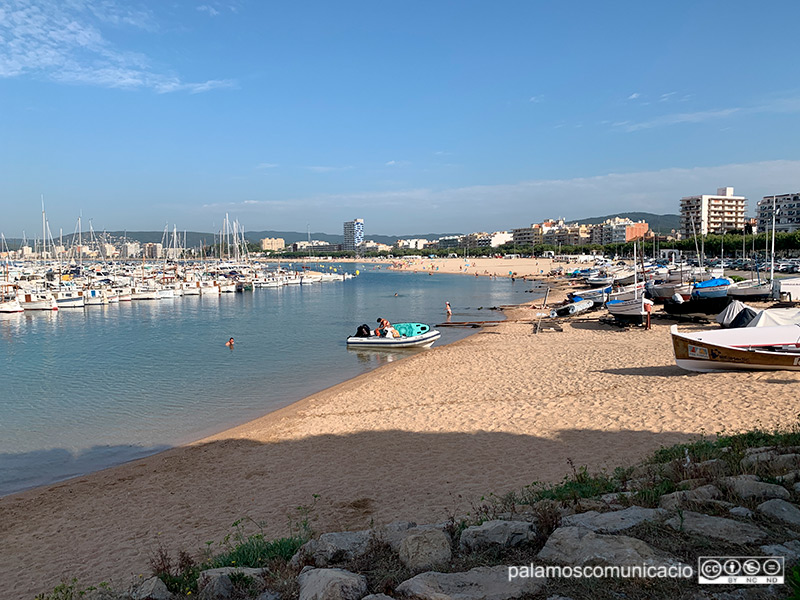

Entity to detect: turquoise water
[0,265,537,495]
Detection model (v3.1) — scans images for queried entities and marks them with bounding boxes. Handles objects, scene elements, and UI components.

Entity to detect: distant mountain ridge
[0,230,465,248]
[575,212,680,234]
[1,215,680,248]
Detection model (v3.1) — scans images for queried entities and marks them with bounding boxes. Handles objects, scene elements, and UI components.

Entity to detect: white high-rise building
[343,218,364,251]
[757,193,800,234]
[680,187,747,237]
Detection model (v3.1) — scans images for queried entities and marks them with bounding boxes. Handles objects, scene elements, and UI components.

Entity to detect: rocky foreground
[37,435,800,600]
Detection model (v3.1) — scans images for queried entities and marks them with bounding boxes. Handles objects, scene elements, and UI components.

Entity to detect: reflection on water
[347,346,427,366]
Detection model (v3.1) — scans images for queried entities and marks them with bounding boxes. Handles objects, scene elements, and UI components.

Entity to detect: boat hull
[671,324,800,372]
[19,292,58,311]
[607,297,654,324]
[0,298,23,313]
[346,330,441,349]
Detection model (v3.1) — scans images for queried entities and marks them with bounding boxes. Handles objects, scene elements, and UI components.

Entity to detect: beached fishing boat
[606,296,654,324]
[671,324,800,372]
[647,281,693,303]
[569,285,611,306]
[606,243,653,324]
[346,322,441,349]
[692,277,733,299]
[586,273,614,286]
[550,298,593,318]
[727,279,772,301]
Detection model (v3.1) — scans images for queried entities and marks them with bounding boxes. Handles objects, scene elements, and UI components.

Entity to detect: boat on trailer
[671,324,800,372]
[346,322,441,349]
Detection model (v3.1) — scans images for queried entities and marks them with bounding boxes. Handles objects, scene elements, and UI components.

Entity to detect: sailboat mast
[770,195,778,284]
[41,195,46,266]
[78,215,82,268]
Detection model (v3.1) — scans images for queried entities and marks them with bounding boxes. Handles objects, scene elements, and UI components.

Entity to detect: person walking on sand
[446,301,452,316]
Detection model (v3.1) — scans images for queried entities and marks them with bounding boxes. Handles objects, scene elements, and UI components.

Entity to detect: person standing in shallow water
[446,301,452,316]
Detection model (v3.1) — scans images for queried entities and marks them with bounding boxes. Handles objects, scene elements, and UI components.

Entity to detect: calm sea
[0,264,540,496]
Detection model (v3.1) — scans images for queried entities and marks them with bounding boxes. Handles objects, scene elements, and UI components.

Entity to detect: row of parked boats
[558,259,800,373]
[558,258,800,325]
[0,263,356,313]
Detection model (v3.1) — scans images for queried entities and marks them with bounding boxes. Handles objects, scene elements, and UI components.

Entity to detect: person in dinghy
[375,317,400,338]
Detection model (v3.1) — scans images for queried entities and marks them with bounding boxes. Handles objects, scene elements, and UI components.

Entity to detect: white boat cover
[747,308,800,328]
[716,300,753,327]
[677,324,800,347]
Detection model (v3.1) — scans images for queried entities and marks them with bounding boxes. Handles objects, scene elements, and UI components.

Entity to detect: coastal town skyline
[2,2,800,233]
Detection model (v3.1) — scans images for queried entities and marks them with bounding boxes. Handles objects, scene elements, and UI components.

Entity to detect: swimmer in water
[225,337,234,348]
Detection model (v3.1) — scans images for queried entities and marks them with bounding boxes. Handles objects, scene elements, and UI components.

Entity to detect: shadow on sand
[598,365,693,378]
[0,444,171,497]
[1,427,708,598]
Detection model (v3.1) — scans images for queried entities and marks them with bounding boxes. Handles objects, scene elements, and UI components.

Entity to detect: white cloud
[385,160,410,167]
[618,96,800,132]
[197,160,800,233]
[256,163,278,170]
[529,95,543,103]
[622,107,741,131]
[0,0,235,92]
[627,93,641,100]
[659,92,677,102]
[197,5,220,16]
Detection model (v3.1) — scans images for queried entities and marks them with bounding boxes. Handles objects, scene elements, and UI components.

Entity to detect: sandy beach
[2,258,797,598]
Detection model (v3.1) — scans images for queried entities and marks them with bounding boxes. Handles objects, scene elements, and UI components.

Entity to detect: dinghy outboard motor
[355,324,372,338]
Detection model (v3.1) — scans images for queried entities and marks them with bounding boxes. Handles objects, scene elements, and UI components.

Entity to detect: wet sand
[2,265,797,598]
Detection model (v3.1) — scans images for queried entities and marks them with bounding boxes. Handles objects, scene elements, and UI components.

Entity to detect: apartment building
[680,187,747,237]
[756,192,800,234]
[260,237,285,251]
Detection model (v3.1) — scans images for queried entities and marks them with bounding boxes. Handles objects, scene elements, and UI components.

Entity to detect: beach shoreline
[3,263,799,598]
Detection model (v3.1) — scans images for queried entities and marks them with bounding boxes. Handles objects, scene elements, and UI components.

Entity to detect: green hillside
[575,212,680,234]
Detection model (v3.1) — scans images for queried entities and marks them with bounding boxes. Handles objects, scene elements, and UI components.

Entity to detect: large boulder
[742,451,800,474]
[760,540,800,562]
[537,526,682,568]
[690,458,729,479]
[459,520,535,551]
[756,499,800,528]
[398,528,452,571]
[130,577,172,600]
[561,506,666,533]
[395,565,545,600]
[292,530,372,567]
[198,575,233,600]
[740,451,779,471]
[297,568,368,600]
[659,485,721,510]
[722,475,790,501]
[382,523,450,553]
[198,566,265,585]
[665,511,767,544]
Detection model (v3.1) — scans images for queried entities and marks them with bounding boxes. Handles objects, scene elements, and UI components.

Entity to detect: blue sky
[1,1,799,238]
